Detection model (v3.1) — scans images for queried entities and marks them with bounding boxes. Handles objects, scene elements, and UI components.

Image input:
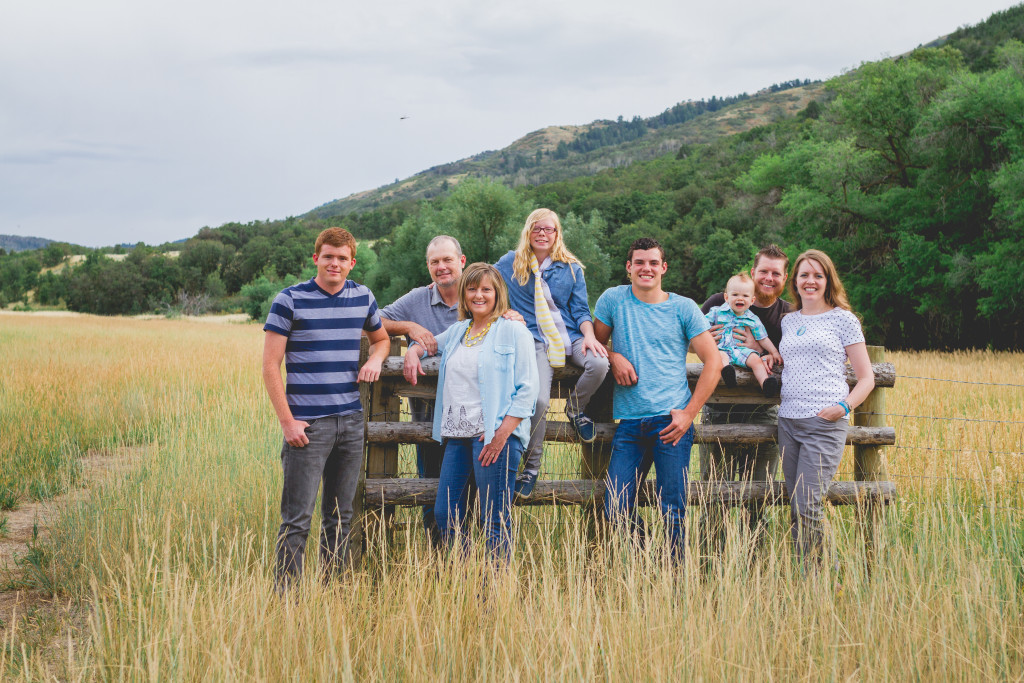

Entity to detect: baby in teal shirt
[705,273,782,397]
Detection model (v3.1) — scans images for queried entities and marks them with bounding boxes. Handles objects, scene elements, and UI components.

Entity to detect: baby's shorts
[725,345,760,367]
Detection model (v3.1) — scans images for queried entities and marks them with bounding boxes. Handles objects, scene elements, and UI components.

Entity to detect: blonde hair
[725,272,755,293]
[511,208,582,285]
[458,263,509,323]
[787,249,854,313]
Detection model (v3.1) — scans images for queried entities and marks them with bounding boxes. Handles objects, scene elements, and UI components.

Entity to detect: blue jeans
[605,415,695,560]
[435,436,523,561]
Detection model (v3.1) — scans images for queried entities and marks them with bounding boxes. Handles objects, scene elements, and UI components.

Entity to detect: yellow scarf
[531,253,566,368]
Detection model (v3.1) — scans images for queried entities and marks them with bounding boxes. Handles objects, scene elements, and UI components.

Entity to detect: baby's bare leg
[746,352,769,386]
[719,350,737,387]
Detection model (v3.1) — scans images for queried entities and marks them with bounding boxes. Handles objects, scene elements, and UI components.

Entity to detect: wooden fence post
[853,345,889,564]
[356,336,403,563]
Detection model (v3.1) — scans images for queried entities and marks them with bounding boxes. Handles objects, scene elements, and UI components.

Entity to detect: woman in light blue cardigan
[404,263,538,559]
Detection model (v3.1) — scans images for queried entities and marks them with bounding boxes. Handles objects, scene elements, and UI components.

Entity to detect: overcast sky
[0,1,1016,247]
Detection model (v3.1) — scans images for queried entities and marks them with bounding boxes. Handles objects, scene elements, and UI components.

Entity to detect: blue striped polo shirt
[263,278,383,420]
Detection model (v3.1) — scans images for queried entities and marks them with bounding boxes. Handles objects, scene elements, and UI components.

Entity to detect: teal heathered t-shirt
[594,285,711,420]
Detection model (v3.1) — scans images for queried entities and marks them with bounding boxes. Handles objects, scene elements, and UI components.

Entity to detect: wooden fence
[353,338,895,548]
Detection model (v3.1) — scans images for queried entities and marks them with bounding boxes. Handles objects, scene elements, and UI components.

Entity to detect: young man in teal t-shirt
[593,237,722,560]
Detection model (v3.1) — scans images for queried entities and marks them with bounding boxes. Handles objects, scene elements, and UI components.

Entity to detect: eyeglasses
[531,226,556,235]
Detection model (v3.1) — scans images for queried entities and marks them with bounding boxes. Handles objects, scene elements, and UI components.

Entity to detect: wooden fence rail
[365,479,897,508]
[364,421,896,447]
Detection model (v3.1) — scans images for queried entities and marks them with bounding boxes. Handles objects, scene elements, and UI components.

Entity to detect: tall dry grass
[2,315,1023,680]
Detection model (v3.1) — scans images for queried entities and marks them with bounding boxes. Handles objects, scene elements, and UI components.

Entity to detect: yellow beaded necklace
[463,319,494,347]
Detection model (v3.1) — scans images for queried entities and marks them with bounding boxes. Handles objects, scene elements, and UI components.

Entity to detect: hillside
[307,83,822,218]
[0,234,53,253]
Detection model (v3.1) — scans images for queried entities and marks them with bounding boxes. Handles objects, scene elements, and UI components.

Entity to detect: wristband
[837,400,851,417]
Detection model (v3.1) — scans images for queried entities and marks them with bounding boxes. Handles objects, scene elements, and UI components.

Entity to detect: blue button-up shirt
[495,250,593,345]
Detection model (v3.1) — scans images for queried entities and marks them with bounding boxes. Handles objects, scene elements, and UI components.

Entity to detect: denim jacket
[427,317,538,448]
[495,251,593,345]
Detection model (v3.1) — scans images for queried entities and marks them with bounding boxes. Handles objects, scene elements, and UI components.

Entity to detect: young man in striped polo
[262,227,390,587]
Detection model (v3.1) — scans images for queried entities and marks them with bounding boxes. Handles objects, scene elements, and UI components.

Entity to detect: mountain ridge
[0,234,55,253]
[306,83,822,218]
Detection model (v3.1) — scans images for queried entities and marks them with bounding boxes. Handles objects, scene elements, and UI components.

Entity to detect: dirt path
[0,448,141,638]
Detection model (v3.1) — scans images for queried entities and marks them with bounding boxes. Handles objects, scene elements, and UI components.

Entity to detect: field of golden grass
[1,314,1022,680]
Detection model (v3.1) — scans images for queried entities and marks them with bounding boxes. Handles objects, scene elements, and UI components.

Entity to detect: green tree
[440,178,526,263]
[41,243,70,268]
[561,210,612,307]
[364,205,443,305]
[694,228,757,298]
[35,271,67,306]
[179,239,227,279]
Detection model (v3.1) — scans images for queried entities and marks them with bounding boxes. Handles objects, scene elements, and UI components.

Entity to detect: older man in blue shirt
[381,235,466,547]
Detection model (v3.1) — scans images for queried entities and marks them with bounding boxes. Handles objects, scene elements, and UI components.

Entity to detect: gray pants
[699,404,781,559]
[275,412,365,586]
[778,415,849,563]
[523,338,610,475]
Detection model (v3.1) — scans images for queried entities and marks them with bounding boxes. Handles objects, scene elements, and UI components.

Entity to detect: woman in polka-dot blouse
[777,249,875,565]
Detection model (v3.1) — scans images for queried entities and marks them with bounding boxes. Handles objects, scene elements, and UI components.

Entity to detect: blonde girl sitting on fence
[495,208,610,499]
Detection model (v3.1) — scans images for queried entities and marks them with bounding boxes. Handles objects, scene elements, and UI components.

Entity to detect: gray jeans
[523,338,610,475]
[275,412,365,586]
[698,403,781,559]
[778,415,849,564]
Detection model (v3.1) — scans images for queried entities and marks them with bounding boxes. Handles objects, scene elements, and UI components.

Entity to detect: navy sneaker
[514,471,538,500]
[569,413,597,443]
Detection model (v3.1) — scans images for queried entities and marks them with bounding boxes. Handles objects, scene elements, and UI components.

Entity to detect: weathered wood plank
[364,421,896,446]
[364,478,896,507]
[379,357,896,389]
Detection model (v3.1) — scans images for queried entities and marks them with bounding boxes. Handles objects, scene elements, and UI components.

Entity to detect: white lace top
[440,342,484,438]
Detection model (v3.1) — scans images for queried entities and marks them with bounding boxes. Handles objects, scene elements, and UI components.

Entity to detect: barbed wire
[861,412,1024,426]
[892,444,1024,457]
[883,471,1024,487]
[899,375,1024,388]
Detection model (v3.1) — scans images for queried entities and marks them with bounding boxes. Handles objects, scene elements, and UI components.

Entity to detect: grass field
[2,313,1023,680]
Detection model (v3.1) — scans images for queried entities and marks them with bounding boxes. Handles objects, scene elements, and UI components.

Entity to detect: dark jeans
[411,398,445,547]
[275,412,364,587]
[698,403,781,560]
[605,415,695,561]
[434,436,523,562]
